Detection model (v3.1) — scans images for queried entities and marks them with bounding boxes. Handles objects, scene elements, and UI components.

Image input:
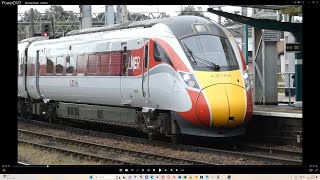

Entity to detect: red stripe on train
[154,38,189,72]
[178,89,206,127]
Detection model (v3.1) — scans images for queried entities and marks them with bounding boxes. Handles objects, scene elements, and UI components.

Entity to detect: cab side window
[153,42,172,65]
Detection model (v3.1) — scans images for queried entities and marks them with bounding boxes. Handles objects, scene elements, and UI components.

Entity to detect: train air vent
[229,117,235,120]
[70,107,74,115]
[74,108,79,116]
[97,110,103,119]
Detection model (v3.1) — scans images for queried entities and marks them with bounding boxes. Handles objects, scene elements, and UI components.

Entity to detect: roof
[225,25,252,37]
[238,5,302,16]
[66,18,169,36]
[19,36,49,43]
[66,16,227,39]
[238,5,299,11]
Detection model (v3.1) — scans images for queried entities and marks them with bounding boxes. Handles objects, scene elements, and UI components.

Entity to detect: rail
[19,118,302,165]
[18,128,211,165]
[248,72,295,105]
[17,162,29,165]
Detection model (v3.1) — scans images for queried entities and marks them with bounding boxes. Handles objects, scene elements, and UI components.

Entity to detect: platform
[250,104,302,146]
[253,104,302,118]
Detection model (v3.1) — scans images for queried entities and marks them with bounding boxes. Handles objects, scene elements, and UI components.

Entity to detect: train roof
[66,15,227,39]
[66,18,167,36]
[19,36,49,44]
[25,16,229,50]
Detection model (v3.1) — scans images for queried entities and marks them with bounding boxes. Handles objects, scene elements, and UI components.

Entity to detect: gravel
[244,142,302,152]
[18,121,286,165]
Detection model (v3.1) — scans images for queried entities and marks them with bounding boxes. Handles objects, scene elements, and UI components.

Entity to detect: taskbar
[2,165,319,174]
[0,174,319,180]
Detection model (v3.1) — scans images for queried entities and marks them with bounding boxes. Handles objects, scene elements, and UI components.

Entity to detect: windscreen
[181,35,239,71]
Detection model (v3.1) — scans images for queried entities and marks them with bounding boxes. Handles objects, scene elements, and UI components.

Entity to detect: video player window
[14,5,308,177]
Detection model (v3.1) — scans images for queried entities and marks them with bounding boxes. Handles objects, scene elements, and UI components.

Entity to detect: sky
[18,5,251,24]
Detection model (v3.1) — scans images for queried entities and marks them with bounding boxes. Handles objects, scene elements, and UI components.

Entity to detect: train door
[142,39,150,99]
[35,50,43,98]
[18,49,26,97]
[26,49,42,99]
[20,44,29,98]
[120,42,131,105]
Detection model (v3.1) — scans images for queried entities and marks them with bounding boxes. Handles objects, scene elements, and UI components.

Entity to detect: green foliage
[19,8,41,22]
[128,12,150,21]
[162,12,170,18]
[178,5,211,20]
[19,6,78,23]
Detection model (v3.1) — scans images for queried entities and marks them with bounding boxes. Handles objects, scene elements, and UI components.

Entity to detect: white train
[18,16,253,141]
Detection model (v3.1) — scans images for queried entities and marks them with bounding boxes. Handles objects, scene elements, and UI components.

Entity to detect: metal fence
[277,72,295,105]
[248,72,295,105]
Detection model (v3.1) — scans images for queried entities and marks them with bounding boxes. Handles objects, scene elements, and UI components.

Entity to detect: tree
[43,5,62,21]
[19,8,41,22]
[127,11,170,21]
[128,12,151,21]
[162,12,170,18]
[178,5,211,20]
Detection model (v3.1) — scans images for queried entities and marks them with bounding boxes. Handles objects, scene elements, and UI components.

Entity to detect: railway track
[258,135,303,146]
[17,162,29,165]
[18,129,212,165]
[18,117,302,165]
[19,140,137,165]
[193,146,302,165]
[236,143,302,157]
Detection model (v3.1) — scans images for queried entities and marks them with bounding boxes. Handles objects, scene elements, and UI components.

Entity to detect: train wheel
[43,102,57,123]
[147,133,153,141]
[26,102,33,120]
[170,118,182,144]
[170,134,182,144]
[20,102,28,118]
[20,103,28,119]
[47,116,53,123]
[27,113,33,120]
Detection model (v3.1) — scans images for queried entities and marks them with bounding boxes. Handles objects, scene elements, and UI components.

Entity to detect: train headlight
[179,72,200,89]
[183,74,190,81]
[243,71,251,90]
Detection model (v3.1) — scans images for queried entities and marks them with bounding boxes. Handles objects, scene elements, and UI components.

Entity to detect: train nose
[195,84,246,128]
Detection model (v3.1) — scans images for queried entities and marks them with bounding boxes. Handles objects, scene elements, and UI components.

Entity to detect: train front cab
[173,33,253,137]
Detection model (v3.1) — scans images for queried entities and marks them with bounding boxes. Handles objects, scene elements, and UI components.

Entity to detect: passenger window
[18,51,23,76]
[153,43,172,65]
[19,60,24,76]
[56,56,64,74]
[100,53,111,75]
[77,55,86,74]
[27,57,34,76]
[66,56,75,74]
[111,52,122,76]
[88,54,98,75]
[46,57,54,74]
[39,55,47,76]
[28,59,35,76]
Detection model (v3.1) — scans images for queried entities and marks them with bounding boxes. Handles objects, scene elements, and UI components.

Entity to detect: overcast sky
[18,5,251,23]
